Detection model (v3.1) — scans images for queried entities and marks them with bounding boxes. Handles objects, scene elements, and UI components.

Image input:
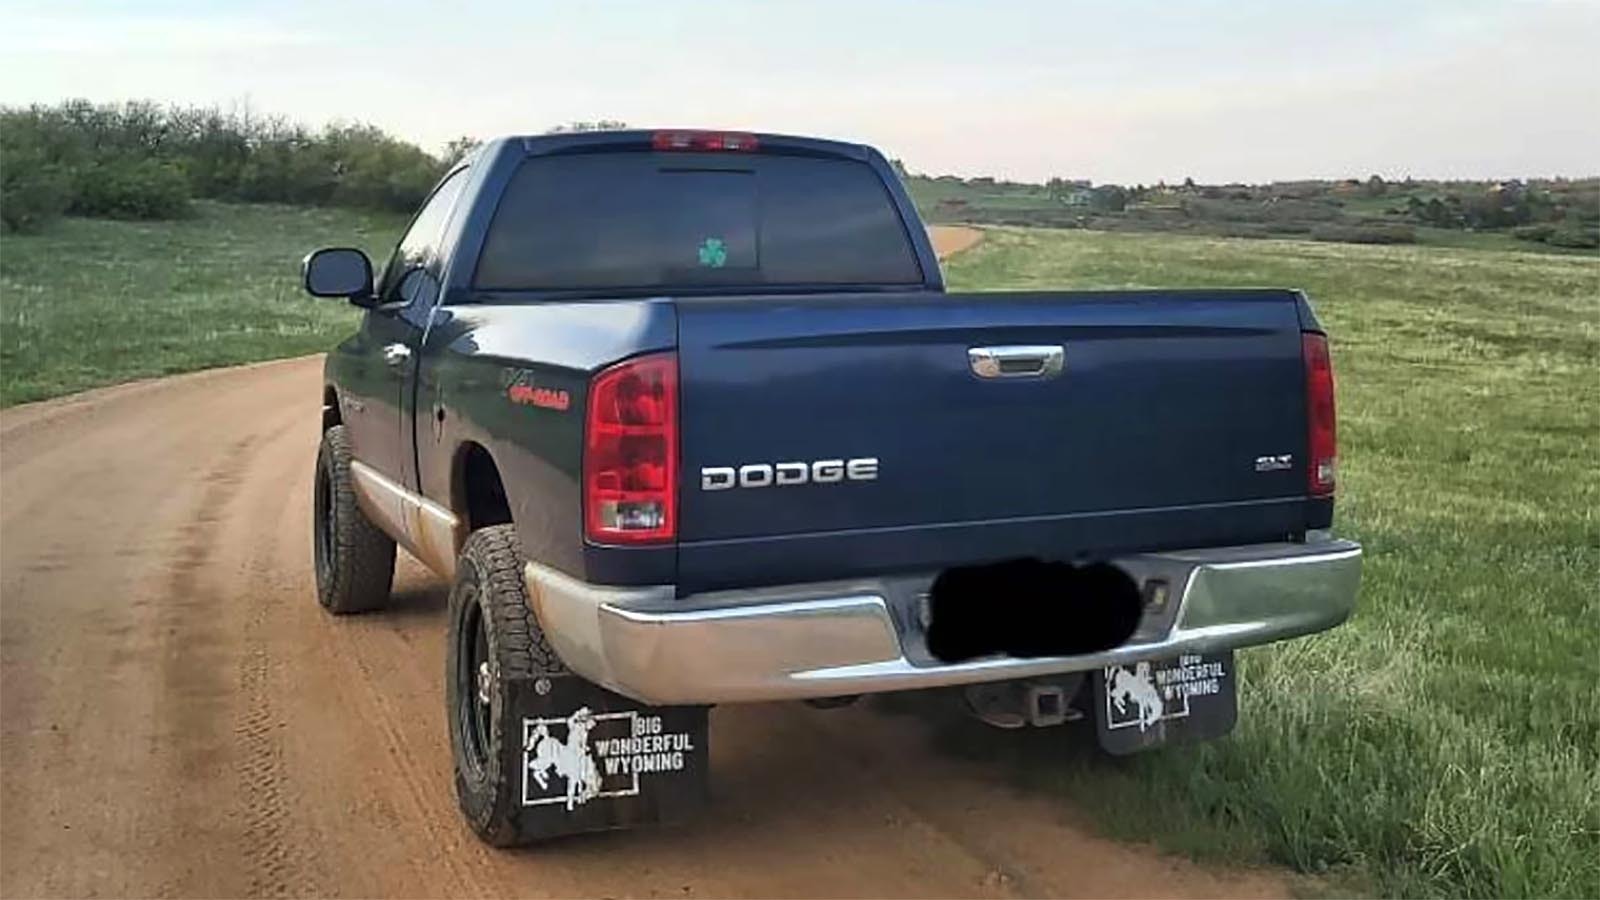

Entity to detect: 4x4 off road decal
[1093,651,1238,755]
[522,707,698,811]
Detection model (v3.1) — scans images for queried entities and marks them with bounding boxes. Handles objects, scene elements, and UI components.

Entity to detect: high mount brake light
[1303,332,1337,497]
[651,130,760,152]
[584,352,678,545]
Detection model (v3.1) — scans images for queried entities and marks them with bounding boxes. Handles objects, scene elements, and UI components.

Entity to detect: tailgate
[674,289,1313,591]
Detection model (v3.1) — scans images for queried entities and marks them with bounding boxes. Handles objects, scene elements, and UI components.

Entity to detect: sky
[3,0,1596,184]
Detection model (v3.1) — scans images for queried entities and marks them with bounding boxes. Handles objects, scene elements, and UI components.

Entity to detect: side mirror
[302,247,375,306]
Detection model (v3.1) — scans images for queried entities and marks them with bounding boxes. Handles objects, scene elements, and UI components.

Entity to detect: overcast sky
[3,0,1596,183]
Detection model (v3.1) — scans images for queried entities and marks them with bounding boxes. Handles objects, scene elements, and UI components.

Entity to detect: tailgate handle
[968,345,1065,379]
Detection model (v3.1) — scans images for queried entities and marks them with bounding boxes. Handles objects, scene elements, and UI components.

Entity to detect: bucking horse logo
[1108,662,1165,731]
[526,706,602,811]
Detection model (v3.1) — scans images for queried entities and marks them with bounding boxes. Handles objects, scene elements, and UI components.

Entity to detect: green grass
[906,175,1062,212]
[0,201,403,406]
[945,228,1600,899]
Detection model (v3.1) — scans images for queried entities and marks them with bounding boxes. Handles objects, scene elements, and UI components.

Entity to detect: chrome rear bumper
[525,539,1362,705]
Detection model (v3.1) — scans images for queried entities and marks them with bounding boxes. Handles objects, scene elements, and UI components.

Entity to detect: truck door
[352,170,468,482]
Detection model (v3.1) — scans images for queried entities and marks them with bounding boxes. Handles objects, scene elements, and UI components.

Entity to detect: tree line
[0,100,480,233]
[6,101,1595,251]
[906,169,1599,249]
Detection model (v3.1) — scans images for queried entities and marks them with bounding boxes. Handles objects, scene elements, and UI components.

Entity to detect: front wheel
[312,425,395,614]
[446,525,569,846]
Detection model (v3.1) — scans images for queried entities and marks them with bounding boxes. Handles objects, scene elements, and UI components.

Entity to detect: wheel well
[322,386,341,431]
[456,443,512,531]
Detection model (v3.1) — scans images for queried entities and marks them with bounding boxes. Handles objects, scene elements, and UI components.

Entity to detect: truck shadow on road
[381,581,451,620]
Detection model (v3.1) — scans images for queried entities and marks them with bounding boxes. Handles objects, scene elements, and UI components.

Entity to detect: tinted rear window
[474,152,922,291]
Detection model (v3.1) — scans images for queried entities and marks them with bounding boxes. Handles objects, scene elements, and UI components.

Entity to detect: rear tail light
[651,130,759,152]
[584,352,678,544]
[1303,332,1337,496]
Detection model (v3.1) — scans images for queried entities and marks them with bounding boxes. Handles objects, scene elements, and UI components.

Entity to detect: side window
[376,169,468,303]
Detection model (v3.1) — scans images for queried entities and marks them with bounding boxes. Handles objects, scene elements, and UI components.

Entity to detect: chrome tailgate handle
[968,345,1065,379]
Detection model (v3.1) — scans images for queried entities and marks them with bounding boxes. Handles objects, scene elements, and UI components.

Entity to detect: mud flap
[1092,651,1238,755]
[503,676,709,841]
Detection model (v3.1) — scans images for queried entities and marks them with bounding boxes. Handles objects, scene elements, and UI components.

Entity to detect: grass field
[2,207,1596,897]
[0,201,401,406]
[944,229,1600,899]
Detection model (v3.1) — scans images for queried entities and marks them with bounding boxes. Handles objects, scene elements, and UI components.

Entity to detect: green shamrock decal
[697,236,728,268]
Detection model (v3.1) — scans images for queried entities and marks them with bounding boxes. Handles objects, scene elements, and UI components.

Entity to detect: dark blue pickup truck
[302,129,1361,845]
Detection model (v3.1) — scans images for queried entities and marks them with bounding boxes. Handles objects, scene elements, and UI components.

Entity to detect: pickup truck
[301,129,1362,846]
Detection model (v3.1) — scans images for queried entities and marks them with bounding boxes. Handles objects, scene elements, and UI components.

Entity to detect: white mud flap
[504,677,709,840]
[1092,651,1238,755]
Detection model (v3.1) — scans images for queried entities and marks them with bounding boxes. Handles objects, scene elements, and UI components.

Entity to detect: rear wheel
[446,525,568,846]
[312,425,395,614]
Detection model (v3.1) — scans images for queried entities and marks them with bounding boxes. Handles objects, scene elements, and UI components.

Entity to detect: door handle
[382,343,412,367]
[968,345,1065,379]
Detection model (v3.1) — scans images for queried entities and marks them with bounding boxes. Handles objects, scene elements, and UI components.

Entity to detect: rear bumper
[525,538,1362,705]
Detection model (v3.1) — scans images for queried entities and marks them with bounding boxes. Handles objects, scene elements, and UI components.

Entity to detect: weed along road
[1,227,1285,899]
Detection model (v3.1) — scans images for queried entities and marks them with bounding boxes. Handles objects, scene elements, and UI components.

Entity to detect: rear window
[473,152,922,291]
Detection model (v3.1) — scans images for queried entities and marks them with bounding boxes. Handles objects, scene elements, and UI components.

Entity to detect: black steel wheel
[311,425,395,614]
[445,525,569,847]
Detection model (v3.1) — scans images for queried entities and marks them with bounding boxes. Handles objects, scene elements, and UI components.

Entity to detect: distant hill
[900,169,1599,253]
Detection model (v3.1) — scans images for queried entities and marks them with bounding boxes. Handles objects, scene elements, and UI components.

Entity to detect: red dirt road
[0,226,1288,898]
[928,224,983,259]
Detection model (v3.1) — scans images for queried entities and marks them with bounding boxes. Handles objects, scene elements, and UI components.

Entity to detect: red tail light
[651,130,759,152]
[584,353,678,544]
[1303,332,1337,497]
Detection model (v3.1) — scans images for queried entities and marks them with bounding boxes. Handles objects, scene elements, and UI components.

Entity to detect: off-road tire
[312,425,396,614]
[446,525,568,847]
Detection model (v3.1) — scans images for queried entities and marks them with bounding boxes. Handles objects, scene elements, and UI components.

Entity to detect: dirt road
[0,226,1286,898]
[927,224,983,259]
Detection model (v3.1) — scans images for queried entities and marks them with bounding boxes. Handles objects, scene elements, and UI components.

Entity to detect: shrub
[0,128,71,232]
[0,101,459,228]
[1542,227,1599,249]
[69,158,191,220]
[1185,197,1342,225]
[1263,222,1312,235]
[1217,223,1275,238]
[0,165,71,233]
[1512,224,1555,243]
[1511,223,1598,249]
[1309,223,1417,244]
[321,125,441,213]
